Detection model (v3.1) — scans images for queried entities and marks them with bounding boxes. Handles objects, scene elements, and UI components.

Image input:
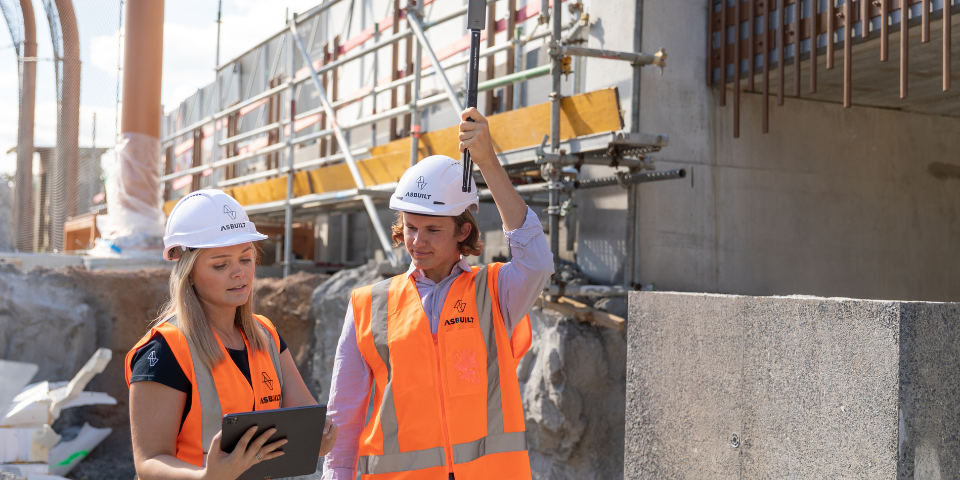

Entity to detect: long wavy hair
[152,247,269,371]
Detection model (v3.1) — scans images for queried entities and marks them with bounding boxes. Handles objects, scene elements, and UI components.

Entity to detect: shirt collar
[406,256,472,283]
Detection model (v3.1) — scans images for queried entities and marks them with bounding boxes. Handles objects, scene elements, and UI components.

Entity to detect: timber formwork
[160,0,675,293]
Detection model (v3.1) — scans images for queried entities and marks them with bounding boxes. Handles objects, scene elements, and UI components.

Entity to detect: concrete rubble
[0,350,115,479]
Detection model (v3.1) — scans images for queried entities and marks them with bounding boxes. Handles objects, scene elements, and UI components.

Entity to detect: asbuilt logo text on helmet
[405,192,432,199]
[221,222,246,232]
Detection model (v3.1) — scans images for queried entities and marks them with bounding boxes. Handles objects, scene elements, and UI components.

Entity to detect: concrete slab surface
[625,291,960,479]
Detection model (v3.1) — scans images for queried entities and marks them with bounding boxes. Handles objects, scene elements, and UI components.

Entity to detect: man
[322,108,553,479]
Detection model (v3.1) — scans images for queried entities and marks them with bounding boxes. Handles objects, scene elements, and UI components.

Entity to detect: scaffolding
[159,0,679,294]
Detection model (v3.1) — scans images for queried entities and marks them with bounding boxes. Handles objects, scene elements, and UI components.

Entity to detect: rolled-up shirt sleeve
[321,303,372,480]
[498,206,554,337]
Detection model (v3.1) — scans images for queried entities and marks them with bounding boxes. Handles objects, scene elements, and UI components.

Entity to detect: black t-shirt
[129,330,287,431]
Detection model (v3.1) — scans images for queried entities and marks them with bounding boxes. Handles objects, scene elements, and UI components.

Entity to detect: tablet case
[221,404,327,480]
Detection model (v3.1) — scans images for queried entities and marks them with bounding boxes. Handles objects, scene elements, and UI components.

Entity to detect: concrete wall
[569,0,960,301]
[625,291,960,478]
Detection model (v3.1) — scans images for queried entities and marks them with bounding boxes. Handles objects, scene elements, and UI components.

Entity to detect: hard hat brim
[389,196,479,217]
[163,231,269,261]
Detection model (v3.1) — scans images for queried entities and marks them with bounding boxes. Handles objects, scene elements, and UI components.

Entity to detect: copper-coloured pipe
[793,2,800,96]
[922,0,930,43]
[733,0,741,138]
[721,0,728,106]
[708,2,714,88]
[749,0,756,90]
[944,0,951,91]
[901,0,909,98]
[810,0,818,93]
[862,0,870,38]
[844,0,852,107]
[827,0,835,69]
[763,0,770,132]
[881,0,889,61]
[777,0,784,105]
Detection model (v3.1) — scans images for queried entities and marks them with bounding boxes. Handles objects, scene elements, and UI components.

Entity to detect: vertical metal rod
[212,0,223,188]
[945,0,952,91]
[407,13,464,112]
[740,0,742,138]
[514,26,524,110]
[371,24,379,148]
[708,2,714,88]
[881,0,889,61]
[844,0,852,107]
[749,0,756,90]
[550,0,562,276]
[290,17,400,267]
[922,0,930,43]
[827,0,835,69]
[763,0,770,133]
[792,0,799,96]
[811,0,818,93]
[485,1,497,115]
[409,3,423,166]
[721,0,728,105]
[777,0,785,105]
[625,183,637,287]
[863,0,870,38]
[283,26,295,278]
[505,0,517,110]
[901,0,908,98]
[390,0,401,140]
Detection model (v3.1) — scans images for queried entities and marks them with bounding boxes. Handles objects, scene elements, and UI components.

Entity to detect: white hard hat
[390,155,479,217]
[162,189,268,261]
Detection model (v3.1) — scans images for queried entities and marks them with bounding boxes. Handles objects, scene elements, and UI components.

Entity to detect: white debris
[0,349,115,479]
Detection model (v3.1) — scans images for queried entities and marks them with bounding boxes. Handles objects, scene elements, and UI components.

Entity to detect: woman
[322,108,554,480]
[126,190,337,479]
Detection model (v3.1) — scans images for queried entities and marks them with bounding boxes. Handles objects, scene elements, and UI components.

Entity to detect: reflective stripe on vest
[165,316,284,457]
[357,266,527,476]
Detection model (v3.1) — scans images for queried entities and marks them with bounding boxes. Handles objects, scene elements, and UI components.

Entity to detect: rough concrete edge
[632,291,957,305]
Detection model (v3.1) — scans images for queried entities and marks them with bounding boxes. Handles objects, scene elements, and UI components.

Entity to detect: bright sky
[0,0,325,175]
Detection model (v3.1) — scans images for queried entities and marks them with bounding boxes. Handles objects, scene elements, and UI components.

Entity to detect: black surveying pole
[462,0,486,192]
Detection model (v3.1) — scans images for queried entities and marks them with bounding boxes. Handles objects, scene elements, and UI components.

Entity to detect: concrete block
[625,292,960,479]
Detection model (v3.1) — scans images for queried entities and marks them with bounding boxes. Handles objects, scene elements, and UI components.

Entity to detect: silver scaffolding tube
[406,11,463,113]
[408,1,422,168]
[283,27,295,278]
[289,16,400,268]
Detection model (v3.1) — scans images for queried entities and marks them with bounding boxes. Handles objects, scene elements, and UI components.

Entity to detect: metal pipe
[283,27,295,278]
[478,64,552,90]
[573,168,686,189]
[843,0,851,107]
[423,0,498,29]
[514,27,524,110]
[922,0,930,43]
[290,16,399,267]
[734,0,740,137]
[748,0,755,91]
[560,45,666,68]
[216,0,344,72]
[810,0,818,93]
[881,0,889,61]
[409,2,423,167]
[549,0,562,278]
[945,0,952,91]
[777,0,784,106]
[219,121,281,146]
[15,0,37,251]
[625,182,637,287]
[217,147,368,187]
[863,0,870,38]
[792,0,799,97]
[543,284,633,297]
[51,0,81,251]
[506,0,517,111]
[536,153,642,169]
[901,0,909,99]
[721,0,727,107]
[407,12,464,113]
[763,0,769,132]
[214,82,289,119]
[161,116,213,144]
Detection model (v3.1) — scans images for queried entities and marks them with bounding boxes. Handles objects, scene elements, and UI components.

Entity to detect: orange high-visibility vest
[124,314,284,467]
[353,263,534,480]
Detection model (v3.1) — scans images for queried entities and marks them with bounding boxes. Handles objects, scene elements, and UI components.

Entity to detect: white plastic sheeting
[90,132,165,258]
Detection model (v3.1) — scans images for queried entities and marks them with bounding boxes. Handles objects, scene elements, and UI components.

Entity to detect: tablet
[221,404,327,480]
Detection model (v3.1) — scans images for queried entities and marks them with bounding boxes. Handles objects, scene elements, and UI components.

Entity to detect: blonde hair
[152,247,270,371]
